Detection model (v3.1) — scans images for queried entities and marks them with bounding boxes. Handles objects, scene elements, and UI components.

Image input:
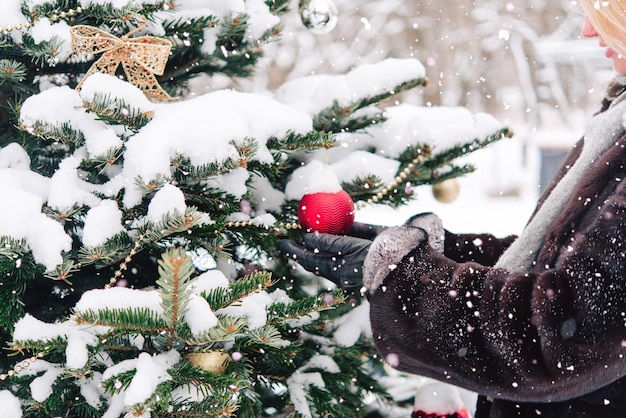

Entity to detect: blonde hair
[579,0,626,56]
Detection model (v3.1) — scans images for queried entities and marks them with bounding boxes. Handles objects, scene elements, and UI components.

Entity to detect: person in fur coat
[278,2,626,417]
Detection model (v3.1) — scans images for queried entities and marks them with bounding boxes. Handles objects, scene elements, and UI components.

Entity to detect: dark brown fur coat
[364,80,626,417]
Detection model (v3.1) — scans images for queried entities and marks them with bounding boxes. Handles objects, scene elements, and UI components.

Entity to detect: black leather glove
[277,233,371,288]
[347,222,387,240]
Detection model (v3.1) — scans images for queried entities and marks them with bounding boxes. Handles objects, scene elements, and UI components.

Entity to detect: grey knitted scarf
[495,78,626,272]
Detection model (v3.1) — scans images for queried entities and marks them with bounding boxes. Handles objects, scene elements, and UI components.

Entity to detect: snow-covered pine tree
[0,1,511,417]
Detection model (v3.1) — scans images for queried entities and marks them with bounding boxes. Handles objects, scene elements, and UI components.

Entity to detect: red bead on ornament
[411,408,470,418]
[297,190,355,234]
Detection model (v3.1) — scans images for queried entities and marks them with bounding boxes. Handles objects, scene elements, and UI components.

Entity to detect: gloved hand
[347,222,387,240]
[277,233,372,288]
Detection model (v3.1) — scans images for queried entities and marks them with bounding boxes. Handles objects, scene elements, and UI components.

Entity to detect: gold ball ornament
[432,179,460,203]
[187,350,231,374]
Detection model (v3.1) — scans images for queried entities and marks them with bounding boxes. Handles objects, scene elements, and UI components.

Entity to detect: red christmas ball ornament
[297,189,354,234]
[411,408,470,418]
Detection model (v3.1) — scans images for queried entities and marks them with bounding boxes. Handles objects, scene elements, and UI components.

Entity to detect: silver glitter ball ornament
[299,0,339,34]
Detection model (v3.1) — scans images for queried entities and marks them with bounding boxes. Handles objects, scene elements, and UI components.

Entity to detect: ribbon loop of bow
[71,25,174,102]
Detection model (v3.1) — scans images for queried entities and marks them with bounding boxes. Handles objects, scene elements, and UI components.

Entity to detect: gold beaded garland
[105,233,146,289]
[0,6,83,34]
[1,351,46,381]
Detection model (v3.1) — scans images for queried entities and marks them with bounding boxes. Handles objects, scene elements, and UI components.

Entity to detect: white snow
[287,371,326,418]
[332,302,372,346]
[123,350,180,406]
[47,156,100,211]
[79,73,153,112]
[184,294,219,335]
[250,175,286,213]
[0,390,22,418]
[286,355,341,418]
[286,161,343,198]
[0,143,31,169]
[275,58,426,115]
[103,351,180,408]
[30,364,63,402]
[0,178,71,270]
[29,18,73,61]
[413,382,467,415]
[190,269,231,294]
[147,183,187,223]
[245,0,281,39]
[20,85,82,128]
[121,89,312,207]
[331,150,400,188]
[204,167,250,199]
[74,287,164,315]
[82,199,125,247]
[218,290,273,330]
[13,315,99,370]
[77,374,105,409]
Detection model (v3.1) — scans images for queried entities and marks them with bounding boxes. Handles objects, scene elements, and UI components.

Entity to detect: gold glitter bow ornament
[70,24,174,102]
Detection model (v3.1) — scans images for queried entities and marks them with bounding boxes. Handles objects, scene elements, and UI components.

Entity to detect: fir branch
[201,271,274,311]
[186,233,233,264]
[339,129,511,207]
[42,203,87,225]
[11,335,67,355]
[134,175,167,194]
[19,119,85,148]
[28,142,72,178]
[78,146,125,181]
[179,316,247,347]
[177,185,241,216]
[20,34,65,68]
[266,130,338,151]
[162,15,218,45]
[156,248,195,340]
[313,77,428,133]
[78,231,133,267]
[81,2,167,30]
[233,137,259,169]
[44,257,77,282]
[27,0,82,22]
[83,92,154,131]
[395,143,432,170]
[267,290,346,324]
[160,363,247,417]
[137,207,209,243]
[73,307,169,333]
[101,368,135,394]
[422,127,513,169]
[214,45,263,79]
[235,324,289,348]
[158,399,239,417]
[216,13,250,53]
[171,154,241,183]
[266,0,292,14]
[0,59,27,86]
[341,174,385,200]
[0,237,42,330]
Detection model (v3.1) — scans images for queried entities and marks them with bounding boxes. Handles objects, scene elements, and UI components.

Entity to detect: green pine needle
[74,307,169,333]
[84,92,154,132]
[201,271,273,311]
[157,248,195,330]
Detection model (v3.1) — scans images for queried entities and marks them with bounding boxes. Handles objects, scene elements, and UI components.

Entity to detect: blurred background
[202,0,614,235]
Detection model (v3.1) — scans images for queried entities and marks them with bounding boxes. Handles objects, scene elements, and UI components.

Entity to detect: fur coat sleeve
[364,134,626,406]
